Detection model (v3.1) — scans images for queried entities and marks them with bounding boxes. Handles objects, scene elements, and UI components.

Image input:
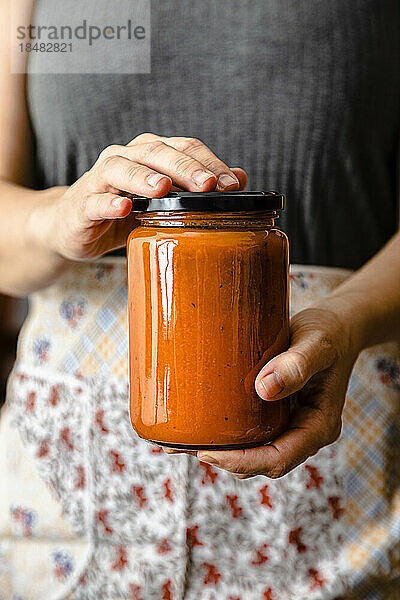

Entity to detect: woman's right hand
[34,133,247,261]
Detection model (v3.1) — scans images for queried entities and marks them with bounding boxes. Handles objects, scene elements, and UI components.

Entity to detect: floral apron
[0,259,399,600]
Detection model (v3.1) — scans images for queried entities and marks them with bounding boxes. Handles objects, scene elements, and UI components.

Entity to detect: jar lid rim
[132,191,284,213]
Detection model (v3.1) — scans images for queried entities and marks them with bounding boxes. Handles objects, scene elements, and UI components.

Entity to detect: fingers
[101,140,217,192]
[255,320,339,402]
[162,448,198,457]
[83,193,133,221]
[93,152,173,198]
[165,168,246,193]
[93,138,248,205]
[197,385,343,479]
[129,133,245,191]
[158,136,240,191]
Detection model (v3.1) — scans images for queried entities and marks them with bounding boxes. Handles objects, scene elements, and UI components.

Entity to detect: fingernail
[147,173,167,188]
[193,170,215,187]
[198,454,219,465]
[217,173,239,189]
[260,371,284,399]
[112,196,126,208]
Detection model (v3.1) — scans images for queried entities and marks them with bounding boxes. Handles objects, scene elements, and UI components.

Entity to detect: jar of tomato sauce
[127,191,290,450]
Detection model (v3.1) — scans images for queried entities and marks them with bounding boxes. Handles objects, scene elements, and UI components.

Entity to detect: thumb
[81,193,133,222]
[255,334,336,401]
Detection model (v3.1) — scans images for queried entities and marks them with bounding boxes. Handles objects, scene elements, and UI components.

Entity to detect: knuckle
[99,154,118,173]
[132,132,154,144]
[142,140,166,157]
[174,137,203,153]
[98,145,120,161]
[314,330,339,363]
[125,164,143,181]
[171,153,197,175]
[288,349,310,383]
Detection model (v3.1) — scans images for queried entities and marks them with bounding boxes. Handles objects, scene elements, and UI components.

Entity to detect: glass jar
[127,191,290,450]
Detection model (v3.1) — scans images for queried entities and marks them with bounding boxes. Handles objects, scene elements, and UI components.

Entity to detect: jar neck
[136,210,279,229]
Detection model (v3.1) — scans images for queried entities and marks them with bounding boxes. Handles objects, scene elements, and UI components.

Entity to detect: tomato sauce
[127,193,290,450]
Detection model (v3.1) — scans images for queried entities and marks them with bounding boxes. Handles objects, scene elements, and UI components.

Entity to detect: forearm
[0,178,72,296]
[321,232,400,353]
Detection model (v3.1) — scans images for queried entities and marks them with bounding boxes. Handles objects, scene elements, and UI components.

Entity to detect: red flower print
[289,527,307,553]
[96,509,113,535]
[309,568,326,589]
[129,583,144,600]
[200,462,218,485]
[328,496,344,520]
[60,427,74,451]
[53,550,73,581]
[163,478,174,503]
[112,546,128,571]
[305,465,324,489]
[36,438,49,458]
[226,495,243,518]
[157,538,172,554]
[109,450,126,473]
[376,358,400,390]
[259,484,273,508]
[263,588,273,600]
[228,597,241,600]
[33,337,50,362]
[161,579,173,600]
[49,385,59,407]
[132,485,147,508]
[11,506,35,536]
[251,543,269,565]
[59,297,86,328]
[186,525,203,548]
[94,409,109,434]
[17,372,28,382]
[74,465,86,490]
[202,563,222,585]
[26,391,36,413]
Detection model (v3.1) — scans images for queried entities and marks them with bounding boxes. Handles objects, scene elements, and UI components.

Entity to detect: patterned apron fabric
[0,259,399,600]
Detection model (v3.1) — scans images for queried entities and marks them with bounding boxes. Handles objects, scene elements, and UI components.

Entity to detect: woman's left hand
[197,300,358,479]
[187,301,360,479]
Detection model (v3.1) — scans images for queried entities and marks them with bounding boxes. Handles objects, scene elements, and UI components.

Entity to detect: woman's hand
[172,232,400,476]
[31,133,247,261]
[195,302,359,479]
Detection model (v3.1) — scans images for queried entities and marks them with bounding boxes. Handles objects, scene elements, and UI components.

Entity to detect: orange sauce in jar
[127,192,290,450]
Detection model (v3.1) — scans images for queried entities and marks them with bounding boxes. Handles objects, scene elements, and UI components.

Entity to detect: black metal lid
[132,190,284,213]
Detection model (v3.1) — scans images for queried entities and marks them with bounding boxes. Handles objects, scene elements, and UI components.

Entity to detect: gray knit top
[28,0,400,269]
